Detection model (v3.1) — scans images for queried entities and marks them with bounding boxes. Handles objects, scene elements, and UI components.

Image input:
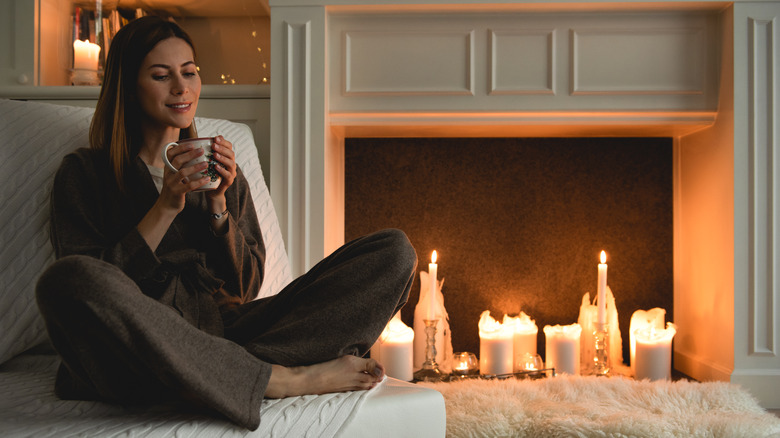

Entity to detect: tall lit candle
[597,250,608,327]
[427,250,438,320]
[73,39,100,71]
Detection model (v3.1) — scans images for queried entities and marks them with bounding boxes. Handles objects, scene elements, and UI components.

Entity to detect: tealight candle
[634,323,676,381]
[451,352,478,377]
[543,323,582,375]
[478,311,514,375]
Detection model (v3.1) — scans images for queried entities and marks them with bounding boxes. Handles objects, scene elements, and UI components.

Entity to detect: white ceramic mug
[162,137,221,191]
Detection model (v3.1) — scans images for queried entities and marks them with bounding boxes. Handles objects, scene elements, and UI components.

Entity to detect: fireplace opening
[345,137,673,363]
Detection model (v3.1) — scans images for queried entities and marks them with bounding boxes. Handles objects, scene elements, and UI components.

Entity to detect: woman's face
[136,37,201,135]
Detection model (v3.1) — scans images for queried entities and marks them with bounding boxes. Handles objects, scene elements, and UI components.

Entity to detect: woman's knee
[373,228,417,271]
[36,255,125,310]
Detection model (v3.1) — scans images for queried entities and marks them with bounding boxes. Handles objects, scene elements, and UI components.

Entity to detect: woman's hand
[204,136,237,232]
[205,135,237,201]
[159,142,212,212]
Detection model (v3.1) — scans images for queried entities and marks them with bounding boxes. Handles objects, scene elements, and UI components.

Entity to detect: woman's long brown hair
[89,16,198,192]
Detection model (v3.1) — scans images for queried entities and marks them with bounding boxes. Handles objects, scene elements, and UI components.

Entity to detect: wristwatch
[211,208,229,220]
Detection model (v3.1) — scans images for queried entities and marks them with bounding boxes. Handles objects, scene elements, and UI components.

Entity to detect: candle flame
[431,250,438,264]
[600,250,607,264]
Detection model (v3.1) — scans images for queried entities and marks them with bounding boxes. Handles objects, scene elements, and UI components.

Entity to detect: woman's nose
[171,76,187,95]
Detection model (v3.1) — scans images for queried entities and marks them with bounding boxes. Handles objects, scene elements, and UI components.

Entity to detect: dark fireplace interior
[345,137,673,364]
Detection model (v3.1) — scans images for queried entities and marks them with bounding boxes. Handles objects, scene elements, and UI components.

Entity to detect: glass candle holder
[450,352,479,378]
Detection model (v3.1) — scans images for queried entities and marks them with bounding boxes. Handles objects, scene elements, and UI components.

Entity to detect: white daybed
[0,99,445,438]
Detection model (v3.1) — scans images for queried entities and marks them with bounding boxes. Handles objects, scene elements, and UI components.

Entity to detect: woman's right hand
[137,143,212,252]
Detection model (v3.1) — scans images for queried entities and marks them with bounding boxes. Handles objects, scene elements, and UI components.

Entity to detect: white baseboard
[675,350,780,409]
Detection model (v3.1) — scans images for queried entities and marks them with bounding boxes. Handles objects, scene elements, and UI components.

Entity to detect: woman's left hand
[206,135,237,201]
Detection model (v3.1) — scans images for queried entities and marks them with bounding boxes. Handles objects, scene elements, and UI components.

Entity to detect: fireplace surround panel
[270,0,780,407]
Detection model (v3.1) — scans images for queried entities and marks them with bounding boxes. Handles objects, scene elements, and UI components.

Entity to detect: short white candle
[427,251,438,320]
[597,251,608,327]
[73,39,100,71]
[478,311,514,375]
[503,313,538,372]
[634,323,676,381]
[377,314,414,381]
[629,308,667,375]
[544,324,582,375]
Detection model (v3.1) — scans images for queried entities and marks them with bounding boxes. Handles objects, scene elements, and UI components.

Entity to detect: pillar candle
[376,313,414,381]
[629,308,667,375]
[634,322,676,381]
[544,323,582,375]
[597,251,608,327]
[73,39,100,71]
[503,312,538,372]
[478,311,514,375]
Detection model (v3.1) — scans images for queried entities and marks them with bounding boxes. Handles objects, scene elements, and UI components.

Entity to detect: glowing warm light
[73,39,100,71]
[431,250,437,264]
[600,250,607,264]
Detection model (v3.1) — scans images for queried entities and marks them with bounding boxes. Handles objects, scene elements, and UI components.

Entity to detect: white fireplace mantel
[270,0,780,407]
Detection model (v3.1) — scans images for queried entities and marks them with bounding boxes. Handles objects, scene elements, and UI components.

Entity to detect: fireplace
[344,137,674,361]
[269,1,780,407]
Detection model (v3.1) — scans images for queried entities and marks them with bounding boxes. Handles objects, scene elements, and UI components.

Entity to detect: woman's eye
[184,72,197,77]
[152,75,168,81]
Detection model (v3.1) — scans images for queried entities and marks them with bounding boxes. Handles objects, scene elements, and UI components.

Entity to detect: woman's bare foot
[265,355,385,399]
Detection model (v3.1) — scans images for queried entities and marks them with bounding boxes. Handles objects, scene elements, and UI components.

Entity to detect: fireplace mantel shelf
[330,111,717,138]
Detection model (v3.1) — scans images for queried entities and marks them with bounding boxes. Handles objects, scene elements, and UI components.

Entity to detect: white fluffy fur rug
[419,375,780,438]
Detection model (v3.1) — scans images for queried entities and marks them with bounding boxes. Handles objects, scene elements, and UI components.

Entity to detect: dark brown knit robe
[36,147,416,430]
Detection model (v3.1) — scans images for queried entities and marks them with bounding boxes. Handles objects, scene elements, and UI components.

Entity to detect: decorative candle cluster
[395,247,676,383]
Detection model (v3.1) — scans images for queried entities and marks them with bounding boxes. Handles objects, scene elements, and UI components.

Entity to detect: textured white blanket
[0,353,377,438]
[420,375,780,438]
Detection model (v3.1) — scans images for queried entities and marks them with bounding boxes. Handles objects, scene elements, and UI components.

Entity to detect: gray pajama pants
[35,228,417,430]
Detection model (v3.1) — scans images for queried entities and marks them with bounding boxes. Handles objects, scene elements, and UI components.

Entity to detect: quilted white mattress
[0,349,446,437]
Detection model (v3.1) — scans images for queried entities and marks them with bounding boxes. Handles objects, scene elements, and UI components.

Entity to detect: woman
[35,16,416,430]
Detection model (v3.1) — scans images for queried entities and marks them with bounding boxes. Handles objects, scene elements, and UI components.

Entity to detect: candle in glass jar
[427,250,438,320]
[543,323,582,375]
[73,39,100,71]
[478,311,514,375]
[634,323,676,381]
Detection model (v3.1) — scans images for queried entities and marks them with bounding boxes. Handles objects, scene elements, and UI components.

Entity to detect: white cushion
[0,99,291,365]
